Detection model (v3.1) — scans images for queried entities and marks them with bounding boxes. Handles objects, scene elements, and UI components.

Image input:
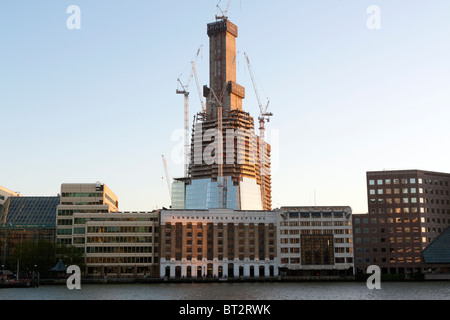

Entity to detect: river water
[1,281,449,300]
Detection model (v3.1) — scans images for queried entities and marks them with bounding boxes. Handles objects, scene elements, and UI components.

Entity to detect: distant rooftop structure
[0,186,22,210]
[0,186,21,197]
[423,227,450,264]
[0,196,60,228]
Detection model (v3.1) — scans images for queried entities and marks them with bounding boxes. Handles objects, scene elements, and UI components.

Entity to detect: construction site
[167,0,273,212]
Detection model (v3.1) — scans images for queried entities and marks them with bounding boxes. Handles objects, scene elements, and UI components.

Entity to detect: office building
[56,183,119,246]
[353,169,450,275]
[173,16,272,211]
[71,210,160,278]
[277,206,354,276]
[159,209,278,279]
[0,196,60,268]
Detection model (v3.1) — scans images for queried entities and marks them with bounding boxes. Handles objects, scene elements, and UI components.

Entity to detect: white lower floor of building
[160,258,279,278]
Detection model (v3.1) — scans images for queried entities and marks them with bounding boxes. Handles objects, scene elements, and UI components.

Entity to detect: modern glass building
[0,196,60,268]
[173,176,263,211]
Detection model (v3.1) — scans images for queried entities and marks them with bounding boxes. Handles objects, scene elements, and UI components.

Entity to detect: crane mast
[192,61,206,114]
[244,52,272,210]
[161,155,172,200]
[176,80,190,178]
[210,84,228,209]
[176,46,202,178]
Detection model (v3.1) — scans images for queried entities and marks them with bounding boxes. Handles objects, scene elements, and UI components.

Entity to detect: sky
[1,1,449,214]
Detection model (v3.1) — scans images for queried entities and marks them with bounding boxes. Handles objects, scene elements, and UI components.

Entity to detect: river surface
[1,281,449,300]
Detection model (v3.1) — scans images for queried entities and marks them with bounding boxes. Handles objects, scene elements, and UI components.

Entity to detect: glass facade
[171,180,185,209]
[0,196,60,228]
[240,177,263,210]
[184,177,262,210]
[0,196,60,268]
[185,177,238,210]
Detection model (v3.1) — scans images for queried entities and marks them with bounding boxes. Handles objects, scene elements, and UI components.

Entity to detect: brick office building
[353,169,450,275]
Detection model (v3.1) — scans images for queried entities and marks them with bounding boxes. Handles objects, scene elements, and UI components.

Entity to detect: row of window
[356,257,421,263]
[369,207,450,214]
[370,197,450,205]
[62,192,103,198]
[355,216,449,224]
[58,209,109,216]
[355,227,420,234]
[356,226,446,234]
[280,247,353,254]
[280,229,352,235]
[356,247,421,254]
[280,221,351,227]
[280,257,353,264]
[280,237,352,244]
[369,187,422,195]
[86,226,155,234]
[87,236,154,243]
[369,178,418,185]
[86,256,157,264]
[285,211,345,219]
[369,177,449,186]
[86,246,156,254]
[355,237,423,244]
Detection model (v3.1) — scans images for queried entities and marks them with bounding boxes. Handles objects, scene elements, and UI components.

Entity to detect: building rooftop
[423,227,450,264]
[0,196,60,228]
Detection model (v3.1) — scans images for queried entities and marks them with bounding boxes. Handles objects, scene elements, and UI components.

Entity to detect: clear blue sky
[1,1,449,213]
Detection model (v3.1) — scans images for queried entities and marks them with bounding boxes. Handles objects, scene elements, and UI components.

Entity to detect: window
[369,180,375,186]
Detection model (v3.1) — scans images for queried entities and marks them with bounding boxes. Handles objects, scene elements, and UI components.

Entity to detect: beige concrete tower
[205,19,245,119]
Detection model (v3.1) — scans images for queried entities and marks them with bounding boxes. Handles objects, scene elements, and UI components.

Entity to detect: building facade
[277,206,354,276]
[70,211,160,278]
[0,196,60,268]
[353,170,450,275]
[56,183,119,246]
[160,209,278,279]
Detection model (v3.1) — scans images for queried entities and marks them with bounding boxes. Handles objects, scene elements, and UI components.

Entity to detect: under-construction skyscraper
[172,16,272,211]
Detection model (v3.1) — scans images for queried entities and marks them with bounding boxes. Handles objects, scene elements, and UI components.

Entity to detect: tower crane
[244,52,272,210]
[209,83,229,209]
[216,0,232,20]
[161,155,172,200]
[191,46,206,114]
[176,47,202,178]
[176,80,190,178]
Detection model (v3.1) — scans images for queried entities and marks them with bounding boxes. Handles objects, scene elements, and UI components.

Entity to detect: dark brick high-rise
[353,169,450,275]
